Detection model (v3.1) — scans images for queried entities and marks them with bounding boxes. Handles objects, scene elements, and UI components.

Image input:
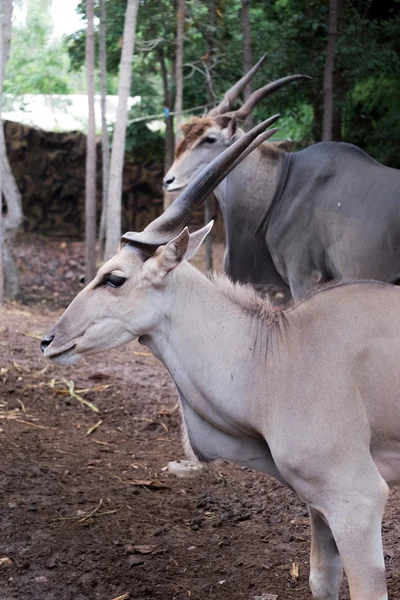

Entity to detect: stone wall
[3,120,223,240]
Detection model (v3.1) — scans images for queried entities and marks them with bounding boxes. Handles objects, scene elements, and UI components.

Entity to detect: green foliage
[66,0,400,164]
[345,77,400,167]
[123,95,165,161]
[4,0,73,95]
[124,121,164,161]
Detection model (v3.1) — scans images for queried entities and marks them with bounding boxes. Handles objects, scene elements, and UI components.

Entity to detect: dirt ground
[1,238,400,600]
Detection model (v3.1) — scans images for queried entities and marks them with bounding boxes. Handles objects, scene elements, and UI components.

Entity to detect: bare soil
[1,238,400,600]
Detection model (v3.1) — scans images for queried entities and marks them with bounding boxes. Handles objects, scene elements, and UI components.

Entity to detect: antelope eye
[106,274,126,288]
[204,136,217,144]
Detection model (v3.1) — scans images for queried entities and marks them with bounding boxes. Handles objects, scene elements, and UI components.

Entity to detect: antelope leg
[308,507,343,600]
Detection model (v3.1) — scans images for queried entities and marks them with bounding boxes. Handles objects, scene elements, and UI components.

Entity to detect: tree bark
[98,0,110,259]
[241,0,253,130]
[174,0,185,145]
[104,0,140,260]
[332,0,344,141]
[157,45,175,174]
[322,0,338,141]
[1,0,23,299]
[85,0,97,282]
[202,1,218,271]
[157,45,175,211]
[0,0,4,304]
[1,0,12,78]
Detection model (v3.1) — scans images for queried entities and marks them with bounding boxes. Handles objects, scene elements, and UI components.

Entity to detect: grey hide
[262,142,400,300]
[169,139,400,303]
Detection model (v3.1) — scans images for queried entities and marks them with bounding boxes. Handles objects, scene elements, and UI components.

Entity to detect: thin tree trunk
[85,0,97,282]
[174,0,185,145]
[1,0,12,72]
[332,0,344,141]
[158,45,175,173]
[104,0,140,260]
[0,0,4,304]
[241,0,253,130]
[98,0,110,259]
[1,0,23,299]
[202,1,218,271]
[157,45,175,210]
[322,0,338,141]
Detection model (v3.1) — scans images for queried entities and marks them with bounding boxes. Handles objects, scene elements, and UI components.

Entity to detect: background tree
[1,0,23,299]
[241,0,253,129]
[322,0,337,140]
[174,0,185,144]
[4,0,73,96]
[98,0,110,257]
[0,0,5,304]
[104,0,140,260]
[85,0,96,282]
[67,0,400,172]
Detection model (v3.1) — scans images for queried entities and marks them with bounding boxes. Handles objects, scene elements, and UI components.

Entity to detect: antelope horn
[233,75,312,121]
[233,74,311,121]
[121,114,280,250]
[208,53,268,117]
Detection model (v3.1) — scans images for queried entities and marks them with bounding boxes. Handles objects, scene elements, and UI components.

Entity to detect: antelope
[43,119,399,600]
[164,54,400,302]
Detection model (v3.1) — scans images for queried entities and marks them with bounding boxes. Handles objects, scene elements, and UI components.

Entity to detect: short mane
[209,275,392,324]
[210,273,283,326]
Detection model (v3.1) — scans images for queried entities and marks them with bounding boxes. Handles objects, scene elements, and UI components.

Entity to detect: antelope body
[42,124,400,599]
[164,55,400,301]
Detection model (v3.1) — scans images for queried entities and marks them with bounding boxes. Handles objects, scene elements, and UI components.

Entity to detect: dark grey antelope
[43,120,395,600]
[164,54,400,301]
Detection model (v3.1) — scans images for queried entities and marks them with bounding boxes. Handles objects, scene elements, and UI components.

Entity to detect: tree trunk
[0,0,4,304]
[85,0,97,282]
[304,0,321,141]
[1,0,23,299]
[322,0,338,141]
[157,46,175,174]
[104,0,140,260]
[174,0,185,145]
[157,45,175,210]
[203,1,217,271]
[1,0,12,73]
[332,0,344,141]
[241,0,253,130]
[98,0,110,259]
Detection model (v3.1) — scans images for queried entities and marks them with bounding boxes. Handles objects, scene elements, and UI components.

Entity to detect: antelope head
[41,118,278,365]
[164,54,310,193]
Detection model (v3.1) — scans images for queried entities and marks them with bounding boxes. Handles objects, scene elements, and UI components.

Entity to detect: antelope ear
[226,114,237,139]
[185,221,214,260]
[215,114,237,143]
[217,114,237,144]
[158,227,190,272]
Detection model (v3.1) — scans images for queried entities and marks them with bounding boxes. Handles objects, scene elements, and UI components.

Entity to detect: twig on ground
[17,330,43,341]
[87,420,103,435]
[62,378,100,413]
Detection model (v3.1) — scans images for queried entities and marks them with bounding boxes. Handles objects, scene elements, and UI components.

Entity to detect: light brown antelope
[42,119,398,600]
[164,54,400,302]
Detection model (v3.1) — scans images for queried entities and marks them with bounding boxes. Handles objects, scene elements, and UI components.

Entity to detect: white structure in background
[1,94,141,132]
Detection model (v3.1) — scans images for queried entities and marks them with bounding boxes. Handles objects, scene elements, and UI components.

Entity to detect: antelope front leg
[322,466,389,600]
[308,507,342,600]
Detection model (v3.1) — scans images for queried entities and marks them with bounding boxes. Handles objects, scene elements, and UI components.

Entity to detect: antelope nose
[163,174,175,188]
[40,334,54,354]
